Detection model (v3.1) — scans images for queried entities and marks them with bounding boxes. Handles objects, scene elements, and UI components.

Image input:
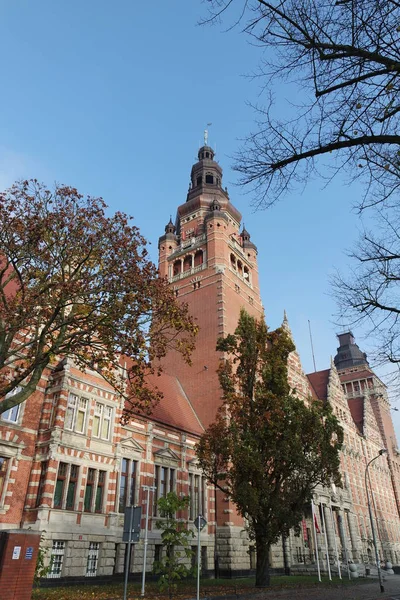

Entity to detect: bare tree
[204,0,400,210]
[332,207,400,368]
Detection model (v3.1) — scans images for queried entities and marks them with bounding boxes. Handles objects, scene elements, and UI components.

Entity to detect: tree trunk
[255,536,271,587]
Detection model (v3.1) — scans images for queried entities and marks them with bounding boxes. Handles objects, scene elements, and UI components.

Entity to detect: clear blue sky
[1,2,398,431]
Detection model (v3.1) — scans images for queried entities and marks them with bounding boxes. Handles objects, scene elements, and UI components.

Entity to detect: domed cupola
[240,226,258,253]
[158,216,177,249]
[186,129,229,203]
[204,196,228,224]
[165,217,176,235]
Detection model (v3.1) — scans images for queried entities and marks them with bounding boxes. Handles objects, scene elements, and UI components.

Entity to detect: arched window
[205,174,214,184]
[243,266,250,283]
[194,250,203,267]
[237,260,243,275]
[230,254,236,270]
[173,261,181,276]
[183,256,192,272]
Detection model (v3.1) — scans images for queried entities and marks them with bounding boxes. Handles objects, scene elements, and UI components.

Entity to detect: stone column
[346,510,361,561]
[323,504,335,554]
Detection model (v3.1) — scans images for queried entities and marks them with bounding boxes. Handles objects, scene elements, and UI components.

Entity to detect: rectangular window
[54,462,67,509]
[0,457,9,499]
[190,474,206,520]
[154,544,162,564]
[48,541,65,578]
[35,461,48,507]
[1,386,23,423]
[160,467,167,499]
[93,402,113,441]
[1,404,20,423]
[118,459,137,513]
[84,468,95,512]
[154,465,175,516]
[86,542,100,577]
[65,393,88,433]
[95,470,106,513]
[66,464,78,510]
[53,463,79,510]
[154,465,160,516]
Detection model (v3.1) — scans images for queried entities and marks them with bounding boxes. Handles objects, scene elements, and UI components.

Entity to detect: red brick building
[1,142,400,580]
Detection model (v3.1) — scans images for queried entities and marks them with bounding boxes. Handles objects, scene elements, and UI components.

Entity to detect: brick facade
[1,142,400,581]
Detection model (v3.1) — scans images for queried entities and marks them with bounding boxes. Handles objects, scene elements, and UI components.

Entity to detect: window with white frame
[65,393,88,433]
[86,542,100,577]
[0,457,9,501]
[92,402,113,441]
[47,541,65,578]
[1,386,23,423]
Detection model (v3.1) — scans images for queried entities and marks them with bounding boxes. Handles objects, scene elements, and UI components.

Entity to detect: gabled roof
[306,370,330,401]
[146,373,204,436]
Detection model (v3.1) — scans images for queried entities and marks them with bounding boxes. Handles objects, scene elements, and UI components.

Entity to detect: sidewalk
[198,575,400,600]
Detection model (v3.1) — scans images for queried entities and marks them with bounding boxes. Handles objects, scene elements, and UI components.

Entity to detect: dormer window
[205,174,214,184]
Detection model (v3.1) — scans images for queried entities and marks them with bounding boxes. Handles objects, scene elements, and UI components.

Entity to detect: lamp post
[141,485,156,597]
[365,448,387,594]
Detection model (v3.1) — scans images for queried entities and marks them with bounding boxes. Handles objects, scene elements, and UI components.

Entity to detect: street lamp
[365,448,387,594]
[141,485,156,597]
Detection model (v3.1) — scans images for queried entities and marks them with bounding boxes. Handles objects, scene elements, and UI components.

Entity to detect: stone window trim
[0,439,23,513]
[1,385,25,425]
[153,464,176,517]
[53,462,80,511]
[118,458,138,513]
[65,393,89,434]
[92,401,113,441]
[47,540,66,579]
[187,461,207,521]
[84,467,108,514]
[86,541,100,577]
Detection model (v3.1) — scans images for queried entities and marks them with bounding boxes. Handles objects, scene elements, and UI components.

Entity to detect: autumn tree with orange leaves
[0,180,197,419]
[197,309,342,587]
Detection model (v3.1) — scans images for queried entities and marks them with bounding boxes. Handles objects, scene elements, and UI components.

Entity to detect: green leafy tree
[0,180,197,419]
[34,533,52,585]
[197,309,343,587]
[153,492,194,599]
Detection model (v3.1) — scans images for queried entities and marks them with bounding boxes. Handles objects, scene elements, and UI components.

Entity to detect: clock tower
[158,142,264,428]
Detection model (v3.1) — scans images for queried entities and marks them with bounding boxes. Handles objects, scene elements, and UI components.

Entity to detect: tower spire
[204,123,212,146]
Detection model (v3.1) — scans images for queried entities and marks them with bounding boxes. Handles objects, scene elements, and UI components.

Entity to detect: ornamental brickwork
[1,143,400,581]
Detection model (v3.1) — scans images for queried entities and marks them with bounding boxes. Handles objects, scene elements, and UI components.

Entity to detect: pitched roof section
[146,373,204,436]
[307,369,330,401]
[340,369,373,382]
[347,397,364,434]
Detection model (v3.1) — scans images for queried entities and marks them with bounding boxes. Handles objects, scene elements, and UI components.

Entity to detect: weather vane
[204,122,212,146]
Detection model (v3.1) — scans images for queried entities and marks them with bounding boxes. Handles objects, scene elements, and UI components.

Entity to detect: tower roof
[334,331,368,370]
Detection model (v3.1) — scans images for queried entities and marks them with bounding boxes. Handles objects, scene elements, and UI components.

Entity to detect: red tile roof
[307,370,330,401]
[340,370,373,382]
[145,373,204,436]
